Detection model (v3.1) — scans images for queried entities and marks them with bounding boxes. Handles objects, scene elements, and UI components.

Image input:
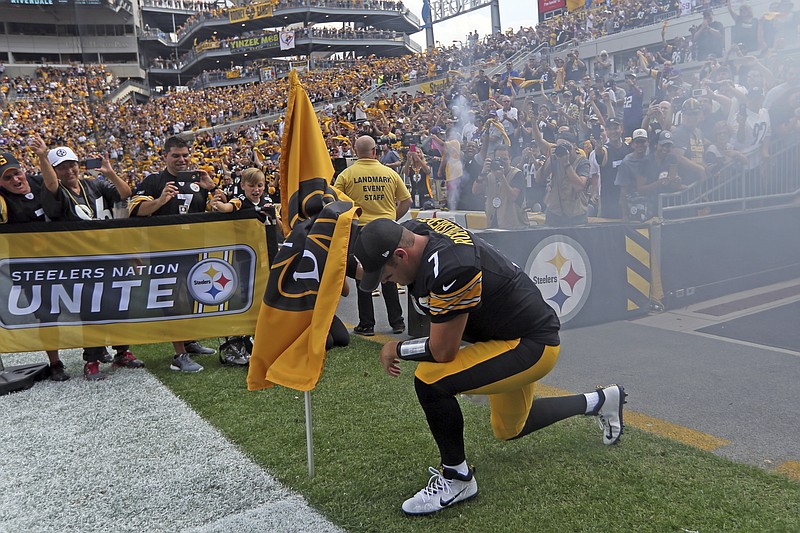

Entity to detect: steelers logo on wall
[187,258,239,306]
[525,235,592,324]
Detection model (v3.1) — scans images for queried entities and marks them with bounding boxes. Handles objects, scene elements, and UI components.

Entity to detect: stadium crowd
[1,0,799,219]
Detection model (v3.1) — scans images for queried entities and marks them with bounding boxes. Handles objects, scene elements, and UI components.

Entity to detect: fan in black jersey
[0,151,48,224]
[0,150,69,381]
[211,168,273,211]
[128,136,219,373]
[128,136,218,218]
[32,140,131,222]
[29,138,145,380]
[353,218,626,516]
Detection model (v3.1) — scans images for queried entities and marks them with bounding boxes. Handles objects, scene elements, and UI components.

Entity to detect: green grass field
[136,337,800,532]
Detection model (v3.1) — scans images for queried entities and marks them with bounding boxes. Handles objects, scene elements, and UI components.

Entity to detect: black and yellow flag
[247,70,359,392]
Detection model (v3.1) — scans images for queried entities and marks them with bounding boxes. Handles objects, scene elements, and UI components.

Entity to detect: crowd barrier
[658,205,800,309]
[4,204,797,349]
[0,210,277,354]
[409,204,800,335]
[409,222,654,335]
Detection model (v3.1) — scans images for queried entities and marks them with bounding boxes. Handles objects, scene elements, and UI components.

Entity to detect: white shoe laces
[417,466,453,502]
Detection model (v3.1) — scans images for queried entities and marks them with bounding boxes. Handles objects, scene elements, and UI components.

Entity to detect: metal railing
[658,135,800,220]
[107,79,151,103]
[150,0,418,46]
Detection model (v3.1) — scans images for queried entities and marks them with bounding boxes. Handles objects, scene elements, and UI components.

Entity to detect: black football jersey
[235,193,275,211]
[404,218,560,345]
[0,174,48,224]
[129,170,210,216]
[43,178,123,221]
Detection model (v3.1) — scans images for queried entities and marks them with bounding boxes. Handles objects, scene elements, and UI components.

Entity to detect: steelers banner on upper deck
[0,211,271,353]
[228,0,275,23]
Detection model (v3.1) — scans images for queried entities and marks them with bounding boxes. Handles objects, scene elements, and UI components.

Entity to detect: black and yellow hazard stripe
[625,226,652,312]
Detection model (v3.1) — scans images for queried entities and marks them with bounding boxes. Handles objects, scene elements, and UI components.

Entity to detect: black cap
[353,218,403,292]
[657,130,674,145]
[0,152,21,179]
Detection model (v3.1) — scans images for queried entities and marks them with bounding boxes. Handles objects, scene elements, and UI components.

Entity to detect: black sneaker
[185,341,216,355]
[113,350,145,369]
[391,322,405,334]
[49,360,70,382]
[352,325,374,337]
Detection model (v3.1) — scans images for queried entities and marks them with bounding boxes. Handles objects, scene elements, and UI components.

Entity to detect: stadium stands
[0,0,798,221]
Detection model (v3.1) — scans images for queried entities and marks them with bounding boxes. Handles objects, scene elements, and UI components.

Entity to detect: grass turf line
[135,337,800,532]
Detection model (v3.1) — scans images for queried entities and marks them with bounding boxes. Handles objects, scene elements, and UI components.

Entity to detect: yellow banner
[228,1,274,24]
[419,78,449,95]
[0,214,271,352]
[195,40,221,53]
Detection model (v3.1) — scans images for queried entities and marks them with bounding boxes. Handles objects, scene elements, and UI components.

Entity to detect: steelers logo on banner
[187,258,239,306]
[525,235,592,324]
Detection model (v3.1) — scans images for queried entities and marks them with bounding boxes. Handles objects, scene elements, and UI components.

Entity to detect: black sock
[511,394,588,440]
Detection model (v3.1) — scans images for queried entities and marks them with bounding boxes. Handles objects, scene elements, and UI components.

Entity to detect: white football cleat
[401,466,478,516]
[595,384,627,445]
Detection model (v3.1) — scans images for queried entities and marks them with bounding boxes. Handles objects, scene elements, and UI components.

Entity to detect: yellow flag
[247,70,359,392]
[279,70,335,233]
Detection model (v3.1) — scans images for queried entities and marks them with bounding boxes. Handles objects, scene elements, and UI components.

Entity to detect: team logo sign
[187,258,239,306]
[0,247,256,329]
[525,235,592,323]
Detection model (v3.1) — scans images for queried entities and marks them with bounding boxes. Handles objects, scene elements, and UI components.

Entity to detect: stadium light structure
[423,0,501,51]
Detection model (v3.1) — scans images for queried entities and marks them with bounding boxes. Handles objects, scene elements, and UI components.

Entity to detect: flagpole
[304,390,315,477]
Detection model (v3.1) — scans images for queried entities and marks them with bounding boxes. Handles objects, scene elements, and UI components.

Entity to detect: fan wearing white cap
[29,136,131,222]
[638,130,696,210]
[29,136,143,380]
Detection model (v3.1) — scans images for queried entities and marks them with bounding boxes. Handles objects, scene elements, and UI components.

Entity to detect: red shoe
[83,361,108,381]
[113,350,145,369]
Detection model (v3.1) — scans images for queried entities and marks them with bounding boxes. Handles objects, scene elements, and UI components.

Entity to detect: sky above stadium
[403,0,539,50]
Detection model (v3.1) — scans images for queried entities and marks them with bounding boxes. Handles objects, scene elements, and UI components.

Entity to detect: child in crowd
[211,167,276,216]
[210,167,279,365]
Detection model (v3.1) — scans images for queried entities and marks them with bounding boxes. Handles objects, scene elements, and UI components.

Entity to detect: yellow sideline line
[776,461,800,481]
[534,383,730,452]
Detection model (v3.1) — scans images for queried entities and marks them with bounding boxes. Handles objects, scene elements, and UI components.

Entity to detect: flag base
[0,360,49,396]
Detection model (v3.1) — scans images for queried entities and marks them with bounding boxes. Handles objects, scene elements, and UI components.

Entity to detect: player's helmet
[219,336,252,366]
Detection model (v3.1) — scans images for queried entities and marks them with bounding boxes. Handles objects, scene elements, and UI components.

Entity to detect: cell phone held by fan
[85,158,102,170]
[177,170,201,181]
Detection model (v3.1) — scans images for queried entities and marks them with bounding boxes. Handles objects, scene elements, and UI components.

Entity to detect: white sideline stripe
[0,349,342,533]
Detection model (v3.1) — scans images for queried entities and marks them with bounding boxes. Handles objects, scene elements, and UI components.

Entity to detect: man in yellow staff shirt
[333,135,412,336]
